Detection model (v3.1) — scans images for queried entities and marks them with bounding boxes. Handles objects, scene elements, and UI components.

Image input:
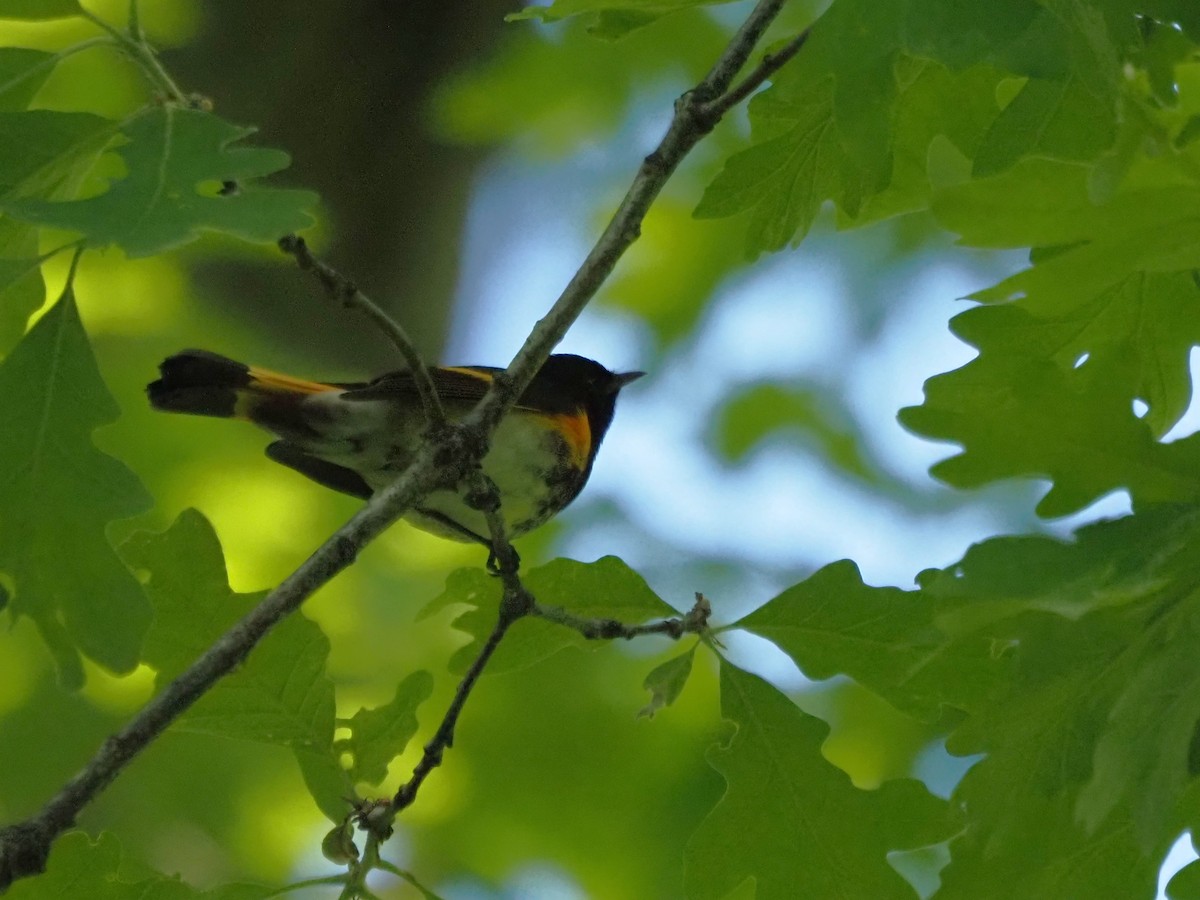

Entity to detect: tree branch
[464,0,800,440]
[0,448,453,889]
[278,233,446,428]
[0,0,802,888]
[385,579,533,820]
[533,592,712,641]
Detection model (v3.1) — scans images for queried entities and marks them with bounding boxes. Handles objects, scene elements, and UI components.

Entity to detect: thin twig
[0,0,802,888]
[386,580,533,817]
[533,592,712,641]
[699,28,811,120]
[355,470,534,824]
[278,234,446,428]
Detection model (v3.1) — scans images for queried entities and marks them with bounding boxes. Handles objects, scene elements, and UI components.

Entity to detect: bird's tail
[147,349,338,420]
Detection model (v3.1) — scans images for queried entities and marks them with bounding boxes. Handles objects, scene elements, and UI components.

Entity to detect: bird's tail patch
[148,350,337,419]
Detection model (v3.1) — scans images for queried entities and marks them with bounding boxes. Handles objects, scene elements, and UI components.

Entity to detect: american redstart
[147,350,642,548]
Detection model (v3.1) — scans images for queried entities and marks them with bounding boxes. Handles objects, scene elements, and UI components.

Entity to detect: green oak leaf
[899,326,1200,516]
[120,509,352,820]
[0,0,82,20]
[1169,855,1200,900]
[0,110,117,198]
[684,662,955,899]
[915,156,1200,505]
[932,160,1200,291]
[920,505,1200,631]
[5,831,272,899]
[336,670,433,786]
[927,508,1200,895]
[637,643,696,719]
[0,284,151,689]
[421,556,676,675]
[0,48,59,110]
[852,57,1002,224]
[695,78,856,255]
[903,0,1061,74]
[5,107,317,257]
[973,75,1115,176]
[774,0,901,193]
[1002,271,1195,436]
[936,795,1159,899]
[736,560,1000,721]
[935,611,1168,900]
[1077,596,1200,849]
[0,109,118,349]
[729,508,1200,892]
[0,252,44,355]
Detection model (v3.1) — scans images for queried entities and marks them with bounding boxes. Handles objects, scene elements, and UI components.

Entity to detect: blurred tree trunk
[166,0,512,371]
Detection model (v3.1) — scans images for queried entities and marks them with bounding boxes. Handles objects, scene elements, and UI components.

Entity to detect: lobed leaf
[0,0,82,20]
[337,670,434,786]
[121,509,353,820]
[695,78,850,256]
[684,661,955,900]
[422,556,676,675]
[736,560,999,721]
[0,48,60,110]
[0,286,151,688]
[637,643,696,718]
[4,831,272,899]
[4,107,317,257]
[732,506,1200,895]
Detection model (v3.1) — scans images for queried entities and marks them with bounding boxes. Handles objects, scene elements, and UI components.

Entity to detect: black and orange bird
[147,350,642,549]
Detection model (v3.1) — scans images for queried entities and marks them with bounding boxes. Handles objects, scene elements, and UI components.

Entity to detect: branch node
[424,740,447,763]
[351,798,395,841]
[642,150,669,175]
[0,821,54,890]
[500,586,534,623]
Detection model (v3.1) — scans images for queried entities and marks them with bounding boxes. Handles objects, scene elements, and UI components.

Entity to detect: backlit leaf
[423,556,676,675]
[5,107,317,257]
[120,509,352,820]
[0,283,151,688]
[685,662,955,899]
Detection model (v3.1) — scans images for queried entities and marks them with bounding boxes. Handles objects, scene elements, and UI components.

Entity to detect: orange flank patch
[541,410,592,470]
[246,366,340,395]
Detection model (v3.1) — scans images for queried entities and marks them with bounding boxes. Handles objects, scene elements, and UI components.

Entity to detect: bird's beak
[612,370,645,391]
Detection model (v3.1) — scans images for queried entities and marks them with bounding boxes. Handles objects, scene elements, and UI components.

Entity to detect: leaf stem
[78,7,189,105]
